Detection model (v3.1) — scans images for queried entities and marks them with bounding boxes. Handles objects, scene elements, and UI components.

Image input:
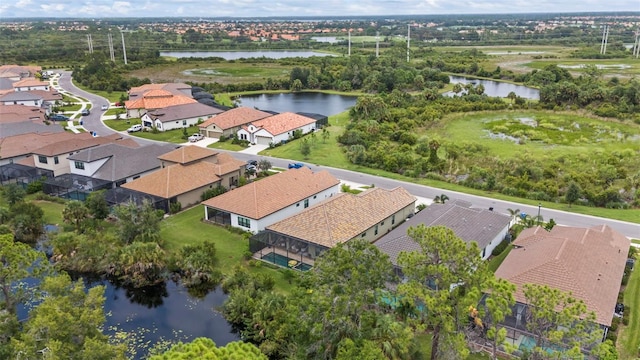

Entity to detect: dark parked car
[49,114,69,121]
[81,109,90,116]
[247,159,258,166]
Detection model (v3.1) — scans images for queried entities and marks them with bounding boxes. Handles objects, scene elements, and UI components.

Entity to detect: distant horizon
[0,0,638,20]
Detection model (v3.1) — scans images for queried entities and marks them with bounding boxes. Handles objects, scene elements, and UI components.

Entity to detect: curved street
[55,71,640,239]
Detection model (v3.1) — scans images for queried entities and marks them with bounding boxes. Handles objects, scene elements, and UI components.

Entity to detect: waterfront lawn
[33,200,65,225]
[619,252,640,360]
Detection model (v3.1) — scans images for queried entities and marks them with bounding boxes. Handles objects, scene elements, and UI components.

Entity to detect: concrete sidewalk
[239,144,269,155]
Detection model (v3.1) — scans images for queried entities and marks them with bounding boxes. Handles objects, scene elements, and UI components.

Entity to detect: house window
[381,221,385,226]
[304,199,309,208]
[54,156,59,165]
[375,224,379,236]
[392,214,396,225]
[238,216,251,228]
[182,120,187,126]
[38,155,47,164]
[361,232,367,238]
[74,161,85,170]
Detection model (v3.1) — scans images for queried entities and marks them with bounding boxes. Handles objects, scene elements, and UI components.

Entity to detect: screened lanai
[104,187,170,213]
[250,230,329,271]
[0,163,53,186]
[43,174,111,201]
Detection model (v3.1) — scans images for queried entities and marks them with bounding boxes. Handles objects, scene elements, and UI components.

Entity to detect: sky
[0,0,638,19]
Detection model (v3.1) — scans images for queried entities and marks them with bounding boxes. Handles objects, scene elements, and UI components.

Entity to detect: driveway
[239,144,269,155]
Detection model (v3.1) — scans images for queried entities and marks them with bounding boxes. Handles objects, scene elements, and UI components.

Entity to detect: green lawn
[33,200,65,225]
[619,254,640,359]
[208,141,248,151]
[134,126,199,143]
[103,119,140,132]
[73,81,126,103]
[104,108,126,116]
[160,205,294,293]
[60,104,82,112]
[488,246,513,273]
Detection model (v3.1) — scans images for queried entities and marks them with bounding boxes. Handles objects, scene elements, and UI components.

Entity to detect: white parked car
[127,124,142,133]
[188,133,204,142]
[101,104,109,111]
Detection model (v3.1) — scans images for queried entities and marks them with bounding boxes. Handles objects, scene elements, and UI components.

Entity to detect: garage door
[256,136,272,145]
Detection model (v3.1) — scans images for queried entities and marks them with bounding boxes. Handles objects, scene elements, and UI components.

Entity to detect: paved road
[56,72,640,239]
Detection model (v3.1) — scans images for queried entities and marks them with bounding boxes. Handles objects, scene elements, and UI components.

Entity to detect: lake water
[448,75,540,100]
[237,92,357,116]
[160,50,334,60]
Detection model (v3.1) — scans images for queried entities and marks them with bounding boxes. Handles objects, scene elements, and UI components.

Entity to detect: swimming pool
[261,252,313,271]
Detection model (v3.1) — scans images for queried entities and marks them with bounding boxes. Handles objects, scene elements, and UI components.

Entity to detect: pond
[160,50,334,60]
[237,92,357,116]
[448,75,540,100]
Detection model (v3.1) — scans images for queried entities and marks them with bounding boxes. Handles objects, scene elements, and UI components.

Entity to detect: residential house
[0,65,40,81]
[29,89,63,112]
[122,146,246,208]
[128,83,192,100]
[125,89,197,118]
[237,112,317,145]
[67,143,175,188]
[0,132,89,166]
[21,133,131,176]
[0,104,46,124]
[250,187,416,269]
[374,200,512,266]
[141,102,223,132]
[198,107,272,139]
[0,91,44,107]
[202,167,341,233]
[12,78,50,92]
[494,225,630,348]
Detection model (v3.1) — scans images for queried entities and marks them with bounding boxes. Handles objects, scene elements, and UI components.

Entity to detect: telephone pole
[348,29,351,57]
[375,31,379,58]
[633,29,640,59]
[86,34,94,54]
[108,32,115,62]
[120,31,128,65]
[406,24,410,62]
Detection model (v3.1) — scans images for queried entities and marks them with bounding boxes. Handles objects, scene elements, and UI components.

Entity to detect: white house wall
[155,114,215,132]
[225,183,341,234]
[480,225,510,260]
[69,157,109,177]
[2,99,41,107]
[15,85,49,91]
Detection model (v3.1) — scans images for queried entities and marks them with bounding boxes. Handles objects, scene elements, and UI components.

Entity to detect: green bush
[492,238,510,256]
[169,201,182,214]
[605,331,617,343]
[622,305,630,325]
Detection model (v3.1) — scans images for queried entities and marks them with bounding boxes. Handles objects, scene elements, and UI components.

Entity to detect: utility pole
[600,25,607,55]
[633,29,640,59]
[120,31,128,65]
[348,29,351,57]
[86,34,94,54]
[603,25,610,55]
[108,32,115,62]
[407,24,410,62]
[375,31,379,58]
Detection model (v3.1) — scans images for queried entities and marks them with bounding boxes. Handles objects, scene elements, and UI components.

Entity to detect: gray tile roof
[147,102,223,123]
[0,122,64,137]
[69,143,176,182]
[0,91,43,102]
[375,200,511,265]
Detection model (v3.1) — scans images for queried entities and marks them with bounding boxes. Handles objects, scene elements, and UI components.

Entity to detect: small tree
[565,182,581,207]
[62,200,90,233]
[85,190,109,220]
[2,184,25,206]
[257,159,272,173]
[300,138,311,159]
[321,127,330,143]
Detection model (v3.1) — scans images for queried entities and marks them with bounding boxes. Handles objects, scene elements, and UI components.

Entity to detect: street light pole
[537,203,541,226]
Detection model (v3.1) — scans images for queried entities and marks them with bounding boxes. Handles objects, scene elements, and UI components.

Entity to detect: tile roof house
[141,102,224,132]
[122,146,247,208]
[128,83,192,100]
[125,89,197,118]
[237,112,317,146]
[375,200,512,264]
[0,132,89,166]
[249,187,416,268]
[198,107,272,139]
[67,143,175,188]
[0,104,46,124]
[0,91,44,107]
[495,225,630,328]
[202,167,341,233]
[0,65,40,80]
[22,133,131,176]
[12,78,50,91]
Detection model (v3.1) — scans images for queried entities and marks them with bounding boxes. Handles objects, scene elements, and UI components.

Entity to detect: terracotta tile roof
[0,132,92,159]
[122,161,221,199]
[128,83,191,99]
[12,78,48,88]
[30,89,62,102]
[202,167,340,219]
[375,200,511,265]
[33,133,127,156]
[266,187,416,248]
[495,225,630,326]
[199,107,272,130]
[125,89,196,110]
[0,104,46,123]
[250,112,316,136]
[0,65,39,77]
[209,152,246,176]
[158,145,218,165]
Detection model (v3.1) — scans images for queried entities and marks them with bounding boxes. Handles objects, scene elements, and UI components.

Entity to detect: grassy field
[73,81,126,103]
[160,205,294,293]
[619,254,640,359]
[262,111,640,223]
[524,58,640,78]
[33,200,65,225]
[127,61,292,85]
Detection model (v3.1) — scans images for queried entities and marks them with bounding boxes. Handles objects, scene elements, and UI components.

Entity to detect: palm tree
[433,194,449,204]
[507,208,520,223]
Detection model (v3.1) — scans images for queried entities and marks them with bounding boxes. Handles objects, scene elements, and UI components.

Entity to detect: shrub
[605,331,617,343]
[492,238,510,256]
[622,305,630,325]
[169,202,182,214]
